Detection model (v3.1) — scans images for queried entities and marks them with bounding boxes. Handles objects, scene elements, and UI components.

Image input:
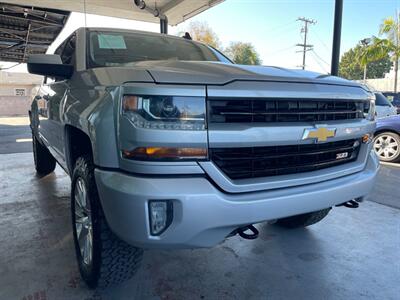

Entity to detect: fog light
[148,200,173,236]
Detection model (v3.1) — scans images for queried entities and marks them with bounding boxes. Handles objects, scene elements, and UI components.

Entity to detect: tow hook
[336,197,363,208]
[236,225,259,240]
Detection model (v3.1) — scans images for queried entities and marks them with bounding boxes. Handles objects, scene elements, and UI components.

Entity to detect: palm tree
[359,37,392,82]
[379,12,400,92]
[358,38,372,82]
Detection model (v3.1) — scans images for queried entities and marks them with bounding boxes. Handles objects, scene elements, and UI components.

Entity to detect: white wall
[0,71,42,116]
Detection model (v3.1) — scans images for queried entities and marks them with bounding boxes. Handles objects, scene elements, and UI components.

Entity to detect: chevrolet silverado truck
[28,28,379,288]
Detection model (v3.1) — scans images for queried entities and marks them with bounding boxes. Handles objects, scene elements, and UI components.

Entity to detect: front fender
[63,86,120,168]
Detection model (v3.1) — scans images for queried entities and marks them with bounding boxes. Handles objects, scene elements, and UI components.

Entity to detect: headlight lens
[122,95,206,130]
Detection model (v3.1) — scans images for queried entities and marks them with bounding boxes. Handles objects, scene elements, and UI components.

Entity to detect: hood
[132,60,360,87]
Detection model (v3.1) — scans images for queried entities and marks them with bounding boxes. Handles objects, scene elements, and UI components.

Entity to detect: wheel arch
[374,128,400,137]
[65,125,94,175]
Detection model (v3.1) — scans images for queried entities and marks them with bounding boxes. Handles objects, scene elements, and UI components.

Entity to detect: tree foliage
[186,21,221,49]
[339,44,392,80]
[225,42,262,65]
[377,13,400,91]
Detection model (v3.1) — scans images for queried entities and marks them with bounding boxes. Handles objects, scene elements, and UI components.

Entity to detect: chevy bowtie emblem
[302,127,336,143]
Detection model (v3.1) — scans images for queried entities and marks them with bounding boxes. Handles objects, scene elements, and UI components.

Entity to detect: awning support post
[133,0,168,34]
[331,0,343,76]
[160,17,168,34]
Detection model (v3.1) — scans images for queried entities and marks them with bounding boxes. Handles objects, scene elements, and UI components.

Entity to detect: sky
[1,0,398,74]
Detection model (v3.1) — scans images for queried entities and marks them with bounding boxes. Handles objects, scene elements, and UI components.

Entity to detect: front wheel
[276,208,331,229]
[71,156,143,289]
[373,132,400,163]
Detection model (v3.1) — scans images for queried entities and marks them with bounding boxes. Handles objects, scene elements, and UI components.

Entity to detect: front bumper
[95,150,379,249]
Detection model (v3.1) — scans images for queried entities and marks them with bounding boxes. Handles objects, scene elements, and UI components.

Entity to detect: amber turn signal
[362,133,373,143]
[122,95,139,112]
[122,147,207,161]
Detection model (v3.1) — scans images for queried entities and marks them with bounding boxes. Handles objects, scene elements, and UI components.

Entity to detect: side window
[61,34,76,65]
[375,94,391,106]
[52,33,76,82]
[55,38,67,58]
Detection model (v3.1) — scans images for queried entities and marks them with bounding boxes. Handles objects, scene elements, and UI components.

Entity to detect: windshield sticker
[98,34,127,49]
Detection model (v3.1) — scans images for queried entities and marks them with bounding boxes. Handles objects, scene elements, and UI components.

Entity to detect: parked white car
[375,92,398,119]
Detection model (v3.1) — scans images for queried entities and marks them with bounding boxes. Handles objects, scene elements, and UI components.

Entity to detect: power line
[263,20,297,35]
[261,21,299,40]
[310,51,329,74]
[267,45,297,57]
[310,30,331,54]
[311,49,330,66]
[296,17,316,70]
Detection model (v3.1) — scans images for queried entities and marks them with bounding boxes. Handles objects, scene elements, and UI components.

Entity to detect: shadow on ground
[0,153,399,300]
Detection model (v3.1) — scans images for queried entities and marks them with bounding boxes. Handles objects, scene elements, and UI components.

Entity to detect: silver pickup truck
[28,27,379,288]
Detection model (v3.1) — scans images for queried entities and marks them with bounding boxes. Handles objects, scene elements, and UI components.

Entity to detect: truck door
[42,33,76,168]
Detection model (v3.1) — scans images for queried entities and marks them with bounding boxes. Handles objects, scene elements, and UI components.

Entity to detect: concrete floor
[0,151,399,300]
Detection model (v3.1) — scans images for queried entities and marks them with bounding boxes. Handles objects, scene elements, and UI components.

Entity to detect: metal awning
[0,3,69,62]
[3,0,224,26]
[0,0,224,63]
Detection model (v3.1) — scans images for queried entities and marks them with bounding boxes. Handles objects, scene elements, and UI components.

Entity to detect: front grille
[208,98,368,123]
[210,139,361,180]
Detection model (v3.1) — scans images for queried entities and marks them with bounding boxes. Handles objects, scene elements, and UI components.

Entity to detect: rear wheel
[71,155,143,289]
[373,132,400,162]
[276,208,331,229]
[32,133,56,175]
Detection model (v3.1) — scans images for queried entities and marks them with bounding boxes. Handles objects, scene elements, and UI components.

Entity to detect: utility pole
[296,17,316,70]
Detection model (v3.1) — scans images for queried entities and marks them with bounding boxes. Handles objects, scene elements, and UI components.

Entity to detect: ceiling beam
[0,11,64,27]
[0,4,66,24]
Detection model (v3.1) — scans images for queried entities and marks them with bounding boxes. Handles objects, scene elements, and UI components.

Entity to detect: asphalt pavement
[0,117,32,154]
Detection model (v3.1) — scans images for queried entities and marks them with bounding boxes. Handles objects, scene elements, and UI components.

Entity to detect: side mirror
[27,54,73,79]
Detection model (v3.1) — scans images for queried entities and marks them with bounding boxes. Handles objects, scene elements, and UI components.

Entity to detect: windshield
[87,30,231,68]
[375,93,392,107]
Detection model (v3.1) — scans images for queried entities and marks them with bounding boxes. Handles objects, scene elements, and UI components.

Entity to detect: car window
[87,30,231,68]
[383,92,400,101]
[385,95,394,102]
[54,39,67,58]
[60,34,76,65]
[375,93,391,106]
[51,33,76,82]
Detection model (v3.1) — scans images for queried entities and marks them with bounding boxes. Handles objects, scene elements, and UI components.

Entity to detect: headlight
[363,96,376,121]
[122,95,205,130]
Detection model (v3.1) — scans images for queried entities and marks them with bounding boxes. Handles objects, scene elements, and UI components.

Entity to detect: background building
[0,71,42,116]
[363,68,399,92]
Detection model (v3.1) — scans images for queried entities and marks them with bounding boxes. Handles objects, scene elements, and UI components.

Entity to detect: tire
[276,208,331,229]
[71,156,143,289]
[32,133,56,175]
[373,132,400,163]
